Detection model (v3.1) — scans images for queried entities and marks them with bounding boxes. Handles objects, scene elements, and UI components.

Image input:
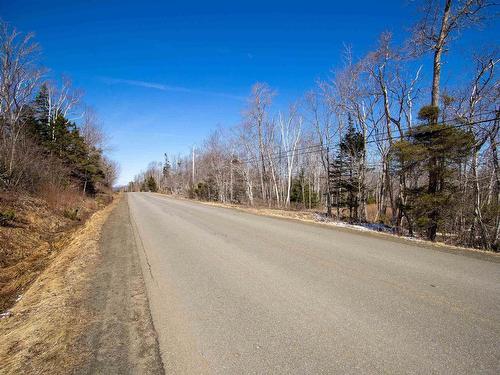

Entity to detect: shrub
[63,208,79,221]
[0,209,16,226]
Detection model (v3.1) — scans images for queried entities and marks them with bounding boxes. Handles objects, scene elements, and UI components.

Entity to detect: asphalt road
[127,192,500,374]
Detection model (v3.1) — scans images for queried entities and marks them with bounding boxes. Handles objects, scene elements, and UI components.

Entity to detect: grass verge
[0,195,119,374]
[0,192,103,312]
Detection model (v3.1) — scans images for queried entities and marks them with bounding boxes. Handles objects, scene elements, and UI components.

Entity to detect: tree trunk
[470,149,491,249]
[431,0,452,108]
[258,123,267,204]
[326,147,332,217]
[427,156,439,241]
[490,123,500,249]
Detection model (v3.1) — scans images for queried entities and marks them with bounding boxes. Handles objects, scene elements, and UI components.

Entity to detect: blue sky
[1,1,497,185]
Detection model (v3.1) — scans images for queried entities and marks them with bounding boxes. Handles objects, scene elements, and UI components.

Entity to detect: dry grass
[37,184,85,211]
[0,196,119,375]
[0,190,104,313]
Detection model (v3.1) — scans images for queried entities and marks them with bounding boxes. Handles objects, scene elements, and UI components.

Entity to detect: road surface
[125,192,500,374]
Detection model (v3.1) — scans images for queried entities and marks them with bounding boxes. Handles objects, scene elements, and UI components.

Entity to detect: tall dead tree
[306,89,335,216]
[454,55,499,249]
[413,0,491,109]
[279,107,302,207]
[246,83,274,204]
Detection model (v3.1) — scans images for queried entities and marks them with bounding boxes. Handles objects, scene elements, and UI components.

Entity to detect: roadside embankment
[0,192,109,312]
[0,195,117,374]
[0,194,164,375]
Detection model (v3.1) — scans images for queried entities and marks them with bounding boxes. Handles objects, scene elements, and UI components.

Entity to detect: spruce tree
[146,176,158,192]
[390,106,474,240]
[329,115,365,221]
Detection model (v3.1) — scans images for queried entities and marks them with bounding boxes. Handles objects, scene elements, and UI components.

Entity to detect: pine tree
[146,175,158,192]
[31,84,51,142]
[290,171,319,208]
[329,115,365,221]
[390,106,474,240]
[28,87,107,195]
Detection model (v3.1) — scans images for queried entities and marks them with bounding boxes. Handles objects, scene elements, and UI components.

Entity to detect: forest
[129,0,499,251]
[0,22,118,202]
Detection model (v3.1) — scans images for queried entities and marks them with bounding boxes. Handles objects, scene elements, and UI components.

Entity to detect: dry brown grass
[365,204,393,223]
[37,183,82,211]
[0,190,104,313]
[0,196,119,375]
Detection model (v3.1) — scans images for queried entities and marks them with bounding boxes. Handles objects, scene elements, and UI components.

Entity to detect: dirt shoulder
[0,194,164,374]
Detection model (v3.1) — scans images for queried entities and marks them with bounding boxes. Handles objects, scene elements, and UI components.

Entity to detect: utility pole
[326,146,332,217]
[230,158,234,203]
[192,146,195,186]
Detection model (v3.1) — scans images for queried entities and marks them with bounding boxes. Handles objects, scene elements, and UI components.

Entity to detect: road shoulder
[0,195,164,374]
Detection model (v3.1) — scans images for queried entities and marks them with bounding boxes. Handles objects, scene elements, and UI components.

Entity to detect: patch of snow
[314,213,442,245]
[0,311,12,319]
[313,213,400,235]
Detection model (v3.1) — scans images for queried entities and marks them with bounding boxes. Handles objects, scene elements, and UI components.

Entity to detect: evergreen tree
[390,106,474,241]
[27,87,107,195]
[31,84,51,141]
[290,171,319,208]
[329,115,365,221]
[146,175,158,192]
[194,177,218,201]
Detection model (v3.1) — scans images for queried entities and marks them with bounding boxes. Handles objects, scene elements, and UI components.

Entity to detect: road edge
[0,196,119,374]
[153,193,500,263]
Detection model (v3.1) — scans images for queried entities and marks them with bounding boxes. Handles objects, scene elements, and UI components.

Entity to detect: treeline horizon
[129,0,499,251]
[0,21,118,204]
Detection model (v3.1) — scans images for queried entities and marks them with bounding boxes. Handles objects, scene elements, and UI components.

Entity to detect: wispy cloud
[100,77,245,101]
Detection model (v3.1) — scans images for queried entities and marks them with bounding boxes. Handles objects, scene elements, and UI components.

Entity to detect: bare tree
[412,0,492,108]
[455,54,499,249]
[102,156,120,188]
[279,107,302,207]
[306,89,335,215]
[80,106,108,150]
[39,77,82,141]
[245,83,274,204]
[364,32,422,226]
[0,22,44,188]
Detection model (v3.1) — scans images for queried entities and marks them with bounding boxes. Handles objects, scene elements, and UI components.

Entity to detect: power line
[237,114,497,164]
[235,114,498,165]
